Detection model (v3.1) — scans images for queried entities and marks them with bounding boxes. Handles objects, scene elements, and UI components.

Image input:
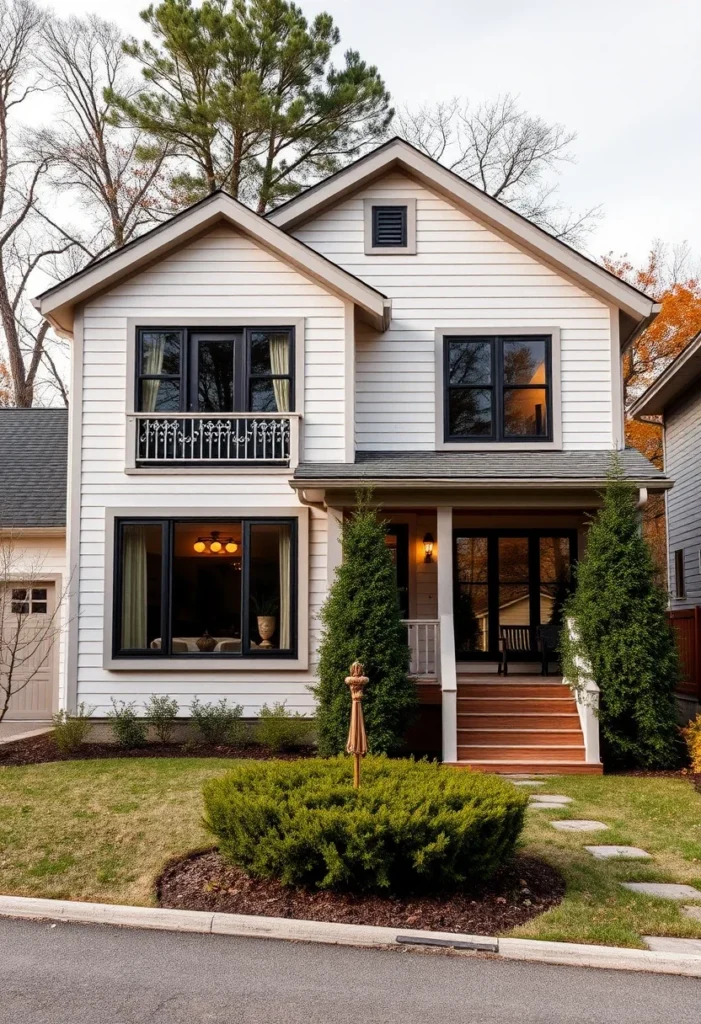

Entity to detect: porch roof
[292,449,669,490]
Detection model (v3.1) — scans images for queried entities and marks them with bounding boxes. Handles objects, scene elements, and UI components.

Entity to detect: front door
[453,530,576,660]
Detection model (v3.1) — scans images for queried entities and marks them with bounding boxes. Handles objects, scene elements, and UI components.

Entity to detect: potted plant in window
[252,594,279,648]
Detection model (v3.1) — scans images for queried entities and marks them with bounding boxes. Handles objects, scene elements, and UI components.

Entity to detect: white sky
[34,0,701,263]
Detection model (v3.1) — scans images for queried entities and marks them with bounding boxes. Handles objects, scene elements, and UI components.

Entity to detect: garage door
[2,584,57,720]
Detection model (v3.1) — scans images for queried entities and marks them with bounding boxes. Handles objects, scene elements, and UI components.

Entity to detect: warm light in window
[193,540,206,553]
[423,532,434,563]
[210,540,222,553]
[225,542,238,554]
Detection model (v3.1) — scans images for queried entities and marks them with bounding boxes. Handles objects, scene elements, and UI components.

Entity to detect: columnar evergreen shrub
[203,757,527,893]
[313,491,417,755]
[561,459,680,769]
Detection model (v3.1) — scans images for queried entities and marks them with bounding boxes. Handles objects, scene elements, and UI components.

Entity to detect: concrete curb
[1,895,701,977]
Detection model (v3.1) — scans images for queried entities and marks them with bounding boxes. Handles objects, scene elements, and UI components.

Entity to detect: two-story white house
[32,139,668,772]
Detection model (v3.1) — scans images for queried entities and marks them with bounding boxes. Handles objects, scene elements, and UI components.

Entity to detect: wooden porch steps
[453,675,601,774]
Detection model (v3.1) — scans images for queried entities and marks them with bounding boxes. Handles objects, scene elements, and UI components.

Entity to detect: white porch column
[437,506,457,763]
[326,506,343,587]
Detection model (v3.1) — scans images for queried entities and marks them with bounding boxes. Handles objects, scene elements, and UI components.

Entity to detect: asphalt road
[1,917,699,1024]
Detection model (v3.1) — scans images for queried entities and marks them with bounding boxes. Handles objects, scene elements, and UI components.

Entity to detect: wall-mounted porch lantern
[423,532,434,563]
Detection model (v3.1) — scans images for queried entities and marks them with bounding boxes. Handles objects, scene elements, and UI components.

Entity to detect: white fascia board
[268,140,656,323]
[33,193,388,335]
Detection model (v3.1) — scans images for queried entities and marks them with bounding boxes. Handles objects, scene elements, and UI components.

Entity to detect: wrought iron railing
[401,619,440,678]
[131,413,296,465]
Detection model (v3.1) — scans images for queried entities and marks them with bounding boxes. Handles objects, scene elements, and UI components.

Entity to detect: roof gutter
[290,476,672,492]
[621,303,663,355]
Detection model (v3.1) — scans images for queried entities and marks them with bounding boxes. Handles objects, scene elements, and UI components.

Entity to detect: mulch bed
[0,733,314,768]
[158,850,564,934]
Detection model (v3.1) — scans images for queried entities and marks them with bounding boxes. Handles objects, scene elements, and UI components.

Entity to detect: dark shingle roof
[294,448,667,484]
[0,409,68,527]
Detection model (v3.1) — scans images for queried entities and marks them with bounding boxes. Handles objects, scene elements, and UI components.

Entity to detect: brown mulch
[157,850,564,935]
[0,733,314,768]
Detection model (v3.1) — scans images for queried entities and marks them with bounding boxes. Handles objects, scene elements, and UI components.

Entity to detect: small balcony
[129,413,299,469]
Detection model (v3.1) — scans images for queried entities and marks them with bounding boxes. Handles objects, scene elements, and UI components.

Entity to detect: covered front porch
[293,449,669,773]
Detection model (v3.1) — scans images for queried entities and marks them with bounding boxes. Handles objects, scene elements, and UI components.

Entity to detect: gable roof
[630,333,701,419]
[268,138,659,329]
[0,409,68,528]
[32,191,390,336]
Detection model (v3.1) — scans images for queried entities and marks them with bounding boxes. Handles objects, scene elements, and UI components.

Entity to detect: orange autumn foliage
[0,362,11,407]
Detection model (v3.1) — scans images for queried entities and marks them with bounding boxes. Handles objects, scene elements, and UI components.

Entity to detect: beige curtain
[269,334,290,412]
[142,335,166,412]
[278,525,291,650]
[121,526,148,649]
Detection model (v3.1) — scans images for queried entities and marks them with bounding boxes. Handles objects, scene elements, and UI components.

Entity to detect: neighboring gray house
[632,332,701,717]
[0,408,68,729]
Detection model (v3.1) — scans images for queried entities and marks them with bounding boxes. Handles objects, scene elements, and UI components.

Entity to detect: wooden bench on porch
[498,624,560,676]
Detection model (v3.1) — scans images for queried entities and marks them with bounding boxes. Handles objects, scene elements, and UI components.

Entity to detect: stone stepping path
[511,780,545,787]
[551,820,609,832]
[643,936,701,954]
[585,846,651,860]
[621,883,701,900]
[529,794,572,807]
[683,905,701,922]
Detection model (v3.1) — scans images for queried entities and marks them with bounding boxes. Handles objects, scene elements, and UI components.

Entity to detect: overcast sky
[36,0,701,264]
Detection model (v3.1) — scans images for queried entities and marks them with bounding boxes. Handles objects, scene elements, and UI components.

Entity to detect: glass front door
[454,529,576,659]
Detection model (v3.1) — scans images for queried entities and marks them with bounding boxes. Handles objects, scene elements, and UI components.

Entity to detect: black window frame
[674,548,686,599]
[371,205,408,248]
[444,334,553,443]
[113,516,298,660]
[135,326,295,414]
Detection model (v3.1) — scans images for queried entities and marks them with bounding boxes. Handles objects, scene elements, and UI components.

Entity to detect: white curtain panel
[269,334,290,412]
[278,525,291,650]
[121,526,148,648]
[141,335,167,412]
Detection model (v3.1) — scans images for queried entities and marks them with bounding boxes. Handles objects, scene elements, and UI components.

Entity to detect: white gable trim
[268,139,657,325]
[32,192,390,336]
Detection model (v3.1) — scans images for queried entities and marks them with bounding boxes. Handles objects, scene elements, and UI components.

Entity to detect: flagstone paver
[529,794,572,804]
[510,780,545,786]
[551,820,609,832]
[621,883,701,900]
[682,906,701,922]
[643,936,701,954]
[585,846,651,860]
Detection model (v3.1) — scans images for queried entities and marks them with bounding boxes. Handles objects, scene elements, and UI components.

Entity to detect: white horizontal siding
[293,171,614,451]
[75,226,338,712]
[666,390,701,608]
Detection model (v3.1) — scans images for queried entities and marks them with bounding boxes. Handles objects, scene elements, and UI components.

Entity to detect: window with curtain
[114,517,296,657]
[135,327,294,414]
[444,335,552,442]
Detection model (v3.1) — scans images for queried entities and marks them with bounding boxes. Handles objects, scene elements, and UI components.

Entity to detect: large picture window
[444,335,552,442]
[114,517,297,658]
[136,327,294,414]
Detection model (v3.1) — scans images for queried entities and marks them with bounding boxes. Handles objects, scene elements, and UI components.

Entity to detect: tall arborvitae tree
[112,0,392,211]
[561,459,680,769]
[313,492,417,756]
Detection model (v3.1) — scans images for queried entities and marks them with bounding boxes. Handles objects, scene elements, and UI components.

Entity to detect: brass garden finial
[345,660,369,789]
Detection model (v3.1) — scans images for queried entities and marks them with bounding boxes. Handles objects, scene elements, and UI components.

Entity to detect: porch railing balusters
[401,619,440,678]
[133,412,294,466]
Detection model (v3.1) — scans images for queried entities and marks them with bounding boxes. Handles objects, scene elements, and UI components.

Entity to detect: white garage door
[1,584,57,720]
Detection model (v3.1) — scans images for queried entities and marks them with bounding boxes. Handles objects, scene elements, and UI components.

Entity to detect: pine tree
[561,458,680,769]
[313,491,417,755]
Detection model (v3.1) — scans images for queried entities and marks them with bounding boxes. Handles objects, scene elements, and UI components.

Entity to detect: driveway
[0,721,51,744]
[1,918,699,1024]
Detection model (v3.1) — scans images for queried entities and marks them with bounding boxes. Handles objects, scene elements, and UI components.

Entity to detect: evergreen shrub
[257,702,314,752]
[561,459,680,769]
[203,757,527,893]
[145,695,180,744]
[107,699,147,748]
[313,490,417,755]
[190,698,246,746]
[51,703,94,753]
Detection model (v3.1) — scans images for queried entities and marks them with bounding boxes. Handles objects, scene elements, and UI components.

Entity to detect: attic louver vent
[371,205,408,248]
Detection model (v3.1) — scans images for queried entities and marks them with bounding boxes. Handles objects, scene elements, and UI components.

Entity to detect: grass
[0,758,701,947]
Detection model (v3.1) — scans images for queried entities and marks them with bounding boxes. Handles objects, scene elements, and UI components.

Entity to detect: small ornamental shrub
[107,699,148,749]
[314,490,417,755]
[682,714,701,773]
[145,695,180,744]
[51,703,94,753]
[257,702,314,752]
[203,757,527,894]
[561,458,680,769]
[190,698,246,746]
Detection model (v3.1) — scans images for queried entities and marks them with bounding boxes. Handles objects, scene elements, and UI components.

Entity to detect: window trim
[103,505,309,671]
[135,325,296,416]
[674,548,686,600]
[435,327,563,451]
[364,198,416,255]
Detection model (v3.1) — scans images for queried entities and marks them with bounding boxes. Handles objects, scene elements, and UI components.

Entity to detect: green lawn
[0,758,700,947]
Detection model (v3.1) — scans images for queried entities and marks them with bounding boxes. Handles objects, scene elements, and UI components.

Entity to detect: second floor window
[444,334,552,442]
[137,327,294,414]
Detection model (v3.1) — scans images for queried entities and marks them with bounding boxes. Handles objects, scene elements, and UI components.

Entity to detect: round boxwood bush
[202,757,527,893]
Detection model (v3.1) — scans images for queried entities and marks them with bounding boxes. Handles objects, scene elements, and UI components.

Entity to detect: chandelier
[192,530,238,555]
